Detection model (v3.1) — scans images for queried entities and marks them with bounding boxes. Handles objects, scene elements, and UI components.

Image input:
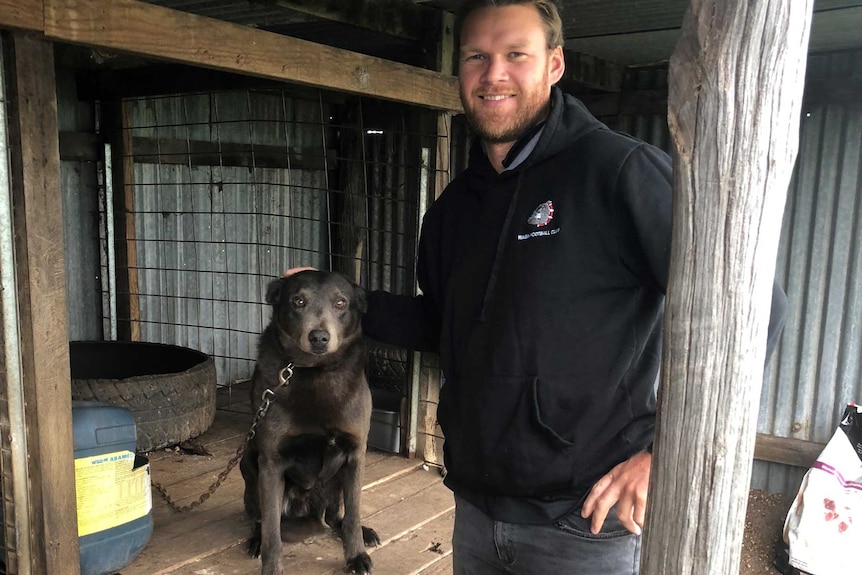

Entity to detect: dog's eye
[292,296,305,308]
[334,297,347,310]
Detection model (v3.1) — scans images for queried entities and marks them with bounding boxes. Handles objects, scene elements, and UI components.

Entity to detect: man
[291,1,787,573]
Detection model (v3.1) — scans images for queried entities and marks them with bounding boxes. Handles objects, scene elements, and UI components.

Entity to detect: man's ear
[265,277,287,306]
[353,284,367,314]
[548,45,565,85]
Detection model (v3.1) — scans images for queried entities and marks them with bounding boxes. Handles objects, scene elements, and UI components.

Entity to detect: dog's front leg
[258,453,285,575]
[341,453,372,574]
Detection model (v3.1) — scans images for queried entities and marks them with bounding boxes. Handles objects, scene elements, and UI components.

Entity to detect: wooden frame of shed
[0,0,826,573]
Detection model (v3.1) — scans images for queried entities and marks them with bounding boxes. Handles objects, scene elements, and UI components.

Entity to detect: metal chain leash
[152,364,294,513]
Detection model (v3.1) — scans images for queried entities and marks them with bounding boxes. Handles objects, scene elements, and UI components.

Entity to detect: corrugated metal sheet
[113,89,430,388]
[62,162,102,340]
[596,55,862,496]
[756,50,862,495]
[57,66,102,341]
[64,40,858,495]
[145,0,304,27]
[125,90,329,385]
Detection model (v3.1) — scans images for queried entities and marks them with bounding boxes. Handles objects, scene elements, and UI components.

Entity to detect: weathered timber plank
[137,405,444,574]
[0,0,43,31]
[149,468,246,525]
[355,510,455,575]
[131,455,450,574]
[123,468,251,575]
[147,444,417,521]
[120,499,248,575]
[6,30,80,575]
[242,477,454,575]
[131,136,336,170]
[363,456,425,489]
[145,409,250,461]
[642,0,814,573]
[560,50,625,92]
[360,467,445,520]
[417,552,454,575]
[43,0,461,111]
[149,435,249,485]
[753,433,825,469]
[270,0,440,43]
[365,481,454,545]
[418,366,443,464]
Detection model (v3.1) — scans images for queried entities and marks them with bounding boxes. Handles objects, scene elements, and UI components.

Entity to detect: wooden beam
[43,0,461,111]
[642,0,814,574]
[416,10,452,463]
[120,101,141,341]
[559,50,625,92]
[130,136,334,171]
[75,64,337,101]
[754,433,824,469]
[3,31,80,575]
[264,0,441,43]
[0,0,43,32]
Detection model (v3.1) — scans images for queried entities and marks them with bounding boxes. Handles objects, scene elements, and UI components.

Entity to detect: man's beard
[463,80,551,144]
[467,106,544,143]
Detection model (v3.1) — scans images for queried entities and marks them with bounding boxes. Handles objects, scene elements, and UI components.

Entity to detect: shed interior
[1,1,861,574]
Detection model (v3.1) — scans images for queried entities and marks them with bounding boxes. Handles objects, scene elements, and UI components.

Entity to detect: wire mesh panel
[98,87,444,389]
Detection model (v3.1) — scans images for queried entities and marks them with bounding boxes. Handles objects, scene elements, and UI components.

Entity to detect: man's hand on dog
[284,266,317,277]
[581,451,651,536]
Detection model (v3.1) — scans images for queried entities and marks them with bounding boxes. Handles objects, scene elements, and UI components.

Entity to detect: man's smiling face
[458,4,564,145]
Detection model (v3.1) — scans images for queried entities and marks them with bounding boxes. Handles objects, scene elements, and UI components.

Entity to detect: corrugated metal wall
[759,50,862,494]
[120,91,328,385]
[99,89,436,389]
[58,48,859,494]
[609,51,862,495]
[57,66,102,341]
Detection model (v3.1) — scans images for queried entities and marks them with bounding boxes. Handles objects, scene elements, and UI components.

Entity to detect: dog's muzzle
[308,329,330,354]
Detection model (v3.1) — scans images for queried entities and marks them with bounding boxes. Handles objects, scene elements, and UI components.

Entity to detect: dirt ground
[741,489,794,574]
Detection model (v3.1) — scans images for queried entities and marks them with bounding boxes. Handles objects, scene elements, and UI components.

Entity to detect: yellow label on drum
[75,450,152,537]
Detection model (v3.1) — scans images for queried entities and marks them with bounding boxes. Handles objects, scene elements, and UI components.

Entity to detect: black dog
[240,271,380,575]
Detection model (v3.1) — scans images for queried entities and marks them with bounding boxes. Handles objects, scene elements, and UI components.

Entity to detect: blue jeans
[452,494,641,575]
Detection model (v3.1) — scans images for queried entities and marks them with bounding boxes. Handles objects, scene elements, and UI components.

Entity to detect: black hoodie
[363,87,787,524]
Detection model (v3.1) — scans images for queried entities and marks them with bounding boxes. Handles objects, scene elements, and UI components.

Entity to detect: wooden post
[3,31,81,575]
[641,2,813,574]
[331,99,367,284]
[415,10,454,466]
[102,100,141,341]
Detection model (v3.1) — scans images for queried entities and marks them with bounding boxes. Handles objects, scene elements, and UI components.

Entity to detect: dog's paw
[361,525,381,547]
[246,535,262,558]
[344,552,373,574]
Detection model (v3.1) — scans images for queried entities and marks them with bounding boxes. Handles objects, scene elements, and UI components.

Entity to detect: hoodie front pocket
[531,377,625,453]
[438,375,578,495]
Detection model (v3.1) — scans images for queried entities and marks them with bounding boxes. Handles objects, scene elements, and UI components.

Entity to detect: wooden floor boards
[120,393,454,575]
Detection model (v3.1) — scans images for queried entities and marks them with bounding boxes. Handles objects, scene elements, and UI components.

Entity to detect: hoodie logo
[527,201,554,227]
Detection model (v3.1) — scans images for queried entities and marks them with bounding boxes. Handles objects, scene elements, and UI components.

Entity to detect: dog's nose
[308,330,330,347]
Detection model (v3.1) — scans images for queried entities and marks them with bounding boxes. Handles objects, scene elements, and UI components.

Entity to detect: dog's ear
[352,284,367,314]
[265,277,287,306]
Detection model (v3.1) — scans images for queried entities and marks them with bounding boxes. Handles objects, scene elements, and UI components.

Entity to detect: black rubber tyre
[69,341,217,453]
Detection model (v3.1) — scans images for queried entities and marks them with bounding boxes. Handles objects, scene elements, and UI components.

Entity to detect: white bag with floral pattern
[783,403,862,575]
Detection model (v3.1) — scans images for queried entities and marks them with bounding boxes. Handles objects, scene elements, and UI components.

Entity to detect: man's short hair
[454,0,565,50]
